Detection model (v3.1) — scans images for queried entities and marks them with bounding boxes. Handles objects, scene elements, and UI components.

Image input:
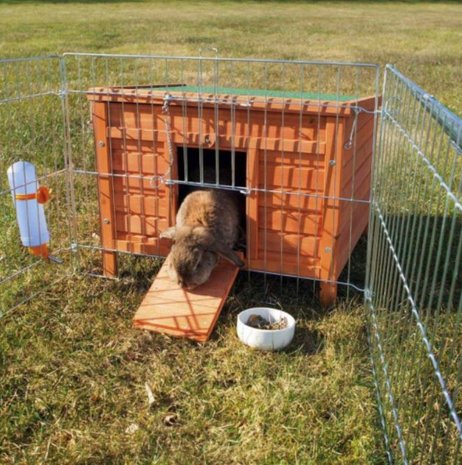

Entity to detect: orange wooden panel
[133,257,240,342]
[108,138,163,153]
[111,151,170,175]
[109,127,323,154]
[260,150,325,169]
[258,164,324,191]
[112,176,169,193]
[249,258,320,279]
[243,112,320,141]
[253,250,319,266]
[342,158,372,199]
[336,203,369,250]
[115,213,168,237]
[258,231,318,257]
[109,104,323,142]
[216,110,325,142]
[107,102,160,130]
[341,134,374,192]
[114,193,169,217]
[259,191,323,212]
[114,237,170,256]
[257,207,321,234]
[341,120,374,165]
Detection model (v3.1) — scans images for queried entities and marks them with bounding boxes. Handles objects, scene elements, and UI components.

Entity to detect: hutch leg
[92,101,118,278]
[102,251,118,277]
[319,281,337,308]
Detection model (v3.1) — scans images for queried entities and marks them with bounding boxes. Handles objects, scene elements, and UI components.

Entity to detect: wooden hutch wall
[89,89,375,299]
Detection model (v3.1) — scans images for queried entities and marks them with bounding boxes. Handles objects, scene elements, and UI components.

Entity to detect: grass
[1,1,461,464]
[0,256,384,465]
[0,1,461,112]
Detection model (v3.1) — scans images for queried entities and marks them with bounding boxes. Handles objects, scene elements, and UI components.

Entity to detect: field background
[1,2,461,465]
[1,1,462,112]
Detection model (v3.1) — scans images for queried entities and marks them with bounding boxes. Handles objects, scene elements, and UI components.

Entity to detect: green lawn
[1,2,461,464]
[0,1,461,113]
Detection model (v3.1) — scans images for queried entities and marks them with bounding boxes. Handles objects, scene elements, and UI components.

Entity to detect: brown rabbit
[160,190,244,289]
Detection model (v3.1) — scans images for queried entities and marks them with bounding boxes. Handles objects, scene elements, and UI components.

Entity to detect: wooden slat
[113,193,169,217]
[111,151,170,175]
[341,156,372,198]
[112,176,169,193]
[133,257,240,342]
[114,237,170,256]
[107,102,159,130]
[217,111,324,141]
[115,213,168,236]
[341,120,374,169]
[258,164,324,190]
[248,259,320,279]
[259,150,325,168]
[334,204,369,272]
[109,128,324,154]
[258,231,318,257]
[258,191,323,212]
[336,184,371,239]
[108,102,324,142]
[87,88,377,117]
[108,138,163,152]
[257,207,321,234]
[336,202,369,244]
[252,250,319,266]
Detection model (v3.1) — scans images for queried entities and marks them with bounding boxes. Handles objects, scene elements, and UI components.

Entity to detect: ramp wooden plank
[133,258,240,342]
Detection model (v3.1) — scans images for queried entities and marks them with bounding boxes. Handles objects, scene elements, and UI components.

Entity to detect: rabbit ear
[212,241,245,268]
[160,227,177,240]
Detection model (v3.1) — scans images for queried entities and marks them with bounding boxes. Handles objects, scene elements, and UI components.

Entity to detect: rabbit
[160,190,245,289]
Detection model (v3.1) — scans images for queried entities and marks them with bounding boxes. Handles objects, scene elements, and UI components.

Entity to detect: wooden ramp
[133,259,240,342]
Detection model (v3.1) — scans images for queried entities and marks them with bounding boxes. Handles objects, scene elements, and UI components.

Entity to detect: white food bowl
[236,307,296,351]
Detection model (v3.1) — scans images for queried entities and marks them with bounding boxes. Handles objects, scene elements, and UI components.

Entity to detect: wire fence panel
[0,53,380,315]
[3,54,460,463]
[61,53,379,303]
[367,64,462,465]
[0,56,73,316]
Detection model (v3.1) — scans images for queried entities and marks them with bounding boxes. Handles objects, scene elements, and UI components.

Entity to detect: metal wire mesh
[0,56,73,316]
[1,54,460,463]
[60,53,379,304]
[367,65,462,464]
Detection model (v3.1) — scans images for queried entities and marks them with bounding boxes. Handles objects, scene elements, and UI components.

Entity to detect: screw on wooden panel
[324,247,332,253]
[103,218,110,224]
[98,140,105,147]
[329,160,336,166]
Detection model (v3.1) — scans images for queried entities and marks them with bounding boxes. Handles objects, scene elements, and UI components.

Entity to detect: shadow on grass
[370,213,462,312]
[292,326,325,355]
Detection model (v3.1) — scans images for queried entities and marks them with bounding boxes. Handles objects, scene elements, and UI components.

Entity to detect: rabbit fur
[160,190,244,289]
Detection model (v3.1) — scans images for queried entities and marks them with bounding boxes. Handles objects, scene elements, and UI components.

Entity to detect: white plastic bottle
[7,161,50,256]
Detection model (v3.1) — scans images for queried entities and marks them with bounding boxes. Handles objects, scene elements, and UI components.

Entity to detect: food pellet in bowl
[246,314,288,330]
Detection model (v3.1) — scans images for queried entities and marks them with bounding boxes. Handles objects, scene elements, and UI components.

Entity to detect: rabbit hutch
[86,78,376,339]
